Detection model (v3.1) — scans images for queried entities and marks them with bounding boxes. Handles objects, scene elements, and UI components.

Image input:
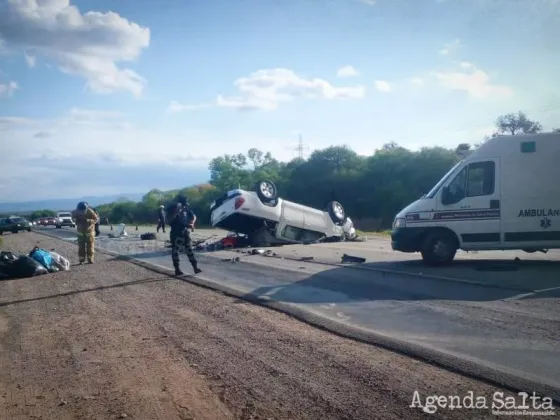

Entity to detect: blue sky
[0,0,559,201]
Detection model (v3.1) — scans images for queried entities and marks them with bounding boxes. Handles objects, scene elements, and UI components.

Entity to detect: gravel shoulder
[0,232,529,419]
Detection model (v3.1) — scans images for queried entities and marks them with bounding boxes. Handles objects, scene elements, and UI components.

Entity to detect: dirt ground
[0,232,529,420]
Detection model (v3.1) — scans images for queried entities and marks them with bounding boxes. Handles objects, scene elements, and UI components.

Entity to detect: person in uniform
[92,207,101,237]
[156,205,166,233]
[71,201,99,264]
[166,195,201,275]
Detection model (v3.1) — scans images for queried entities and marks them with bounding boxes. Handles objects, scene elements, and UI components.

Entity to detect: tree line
[9,112,558,232]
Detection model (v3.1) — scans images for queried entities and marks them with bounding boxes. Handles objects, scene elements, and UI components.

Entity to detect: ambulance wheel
[326,201,346,225]
[255,180,278,203]
[421,230,457,266]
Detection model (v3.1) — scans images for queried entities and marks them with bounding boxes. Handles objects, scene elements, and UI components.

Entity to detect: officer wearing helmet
[156,204,166,233]
[71,201,99,264]
[166,195,201,275]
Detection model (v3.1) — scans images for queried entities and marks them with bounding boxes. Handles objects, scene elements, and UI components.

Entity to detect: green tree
[495,111,543,135]
[29,209,57,220]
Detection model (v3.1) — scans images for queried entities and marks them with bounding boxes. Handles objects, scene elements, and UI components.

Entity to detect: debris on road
[140,232,157,240]
[221,257,241,263]
[108,223,128,238]
[341,254,366,264]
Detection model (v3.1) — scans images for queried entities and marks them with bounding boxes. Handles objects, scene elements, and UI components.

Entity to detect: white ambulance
[391,132,560,265]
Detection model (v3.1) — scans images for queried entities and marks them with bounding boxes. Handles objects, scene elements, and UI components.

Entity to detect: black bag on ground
[140,233,157,240]
[0,252,19,279]
[1,255,48,278]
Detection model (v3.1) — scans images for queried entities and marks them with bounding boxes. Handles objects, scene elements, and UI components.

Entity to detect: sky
[0,0,559,202]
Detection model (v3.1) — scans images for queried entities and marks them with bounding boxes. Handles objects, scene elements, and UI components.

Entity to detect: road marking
[506,286,560,301]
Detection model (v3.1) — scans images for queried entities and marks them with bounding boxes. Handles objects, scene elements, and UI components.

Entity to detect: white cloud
[167,101,211,113]
[459,61,474,70]
[0,116,33,126]
[337,65,359,78]
[0,0,150,97]
[24,53,36,67]
[216,68,366,111]
[0,81,18,97]
[33,131,52,138]
[434,63,513,99]
[358,0,377,4]
[438,38,461,55]
[408,77,424,86]
[374,80,391,92]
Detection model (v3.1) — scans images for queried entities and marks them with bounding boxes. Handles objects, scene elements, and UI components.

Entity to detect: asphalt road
[32,225,560,399]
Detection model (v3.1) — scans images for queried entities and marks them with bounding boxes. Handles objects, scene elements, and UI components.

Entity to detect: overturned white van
[391,132,560,265]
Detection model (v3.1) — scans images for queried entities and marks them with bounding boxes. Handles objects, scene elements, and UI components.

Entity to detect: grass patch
[356,229,391,237]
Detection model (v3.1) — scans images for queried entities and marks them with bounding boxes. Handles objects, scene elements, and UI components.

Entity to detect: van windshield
[425,161,463,199]
[59,213,72,217]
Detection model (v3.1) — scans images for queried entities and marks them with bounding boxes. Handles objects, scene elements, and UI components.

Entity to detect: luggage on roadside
[2,255,48,278]
[0,251,19,280]
[49,250,71,271]
[29,247,58,272]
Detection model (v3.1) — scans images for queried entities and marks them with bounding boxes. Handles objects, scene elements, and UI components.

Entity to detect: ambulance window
[467,161,495,197]
[447,167,467,200]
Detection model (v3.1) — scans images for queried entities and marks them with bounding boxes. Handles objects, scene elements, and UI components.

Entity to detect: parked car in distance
[210,179,356,246]
[0,217,32,234]
[55,212,76,228]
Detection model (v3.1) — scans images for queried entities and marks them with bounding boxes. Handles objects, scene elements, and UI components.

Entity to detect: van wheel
[421,230,457,266]
[326,201,346,225]
[255,180,278,203]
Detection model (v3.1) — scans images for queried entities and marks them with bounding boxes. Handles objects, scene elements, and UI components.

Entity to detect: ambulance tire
[421,230,458,266]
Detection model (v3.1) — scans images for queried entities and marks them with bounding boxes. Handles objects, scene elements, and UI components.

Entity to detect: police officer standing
[156,205,166,233]
[166,195,201,275]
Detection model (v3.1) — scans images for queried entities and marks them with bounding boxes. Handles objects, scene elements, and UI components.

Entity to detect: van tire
[326,201,346,225]
[421,230,457,266]
[255,180,278,203]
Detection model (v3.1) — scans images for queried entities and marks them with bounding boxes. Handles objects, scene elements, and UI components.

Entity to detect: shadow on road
[241,258,560,305]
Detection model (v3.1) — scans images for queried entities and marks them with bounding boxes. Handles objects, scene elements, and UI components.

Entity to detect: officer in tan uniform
[71,201,99,264]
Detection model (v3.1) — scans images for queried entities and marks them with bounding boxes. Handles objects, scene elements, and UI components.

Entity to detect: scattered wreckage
[210,179,357,247]
[0,247,71,280]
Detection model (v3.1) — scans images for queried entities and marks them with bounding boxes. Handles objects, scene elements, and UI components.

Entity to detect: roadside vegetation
[7,112,557,231]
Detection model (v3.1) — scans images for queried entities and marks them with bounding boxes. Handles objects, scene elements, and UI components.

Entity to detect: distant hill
[0,193,145,214]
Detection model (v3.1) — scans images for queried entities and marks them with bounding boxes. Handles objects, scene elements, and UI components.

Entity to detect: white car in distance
[55,211,76,228]
[210,179,356,246]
